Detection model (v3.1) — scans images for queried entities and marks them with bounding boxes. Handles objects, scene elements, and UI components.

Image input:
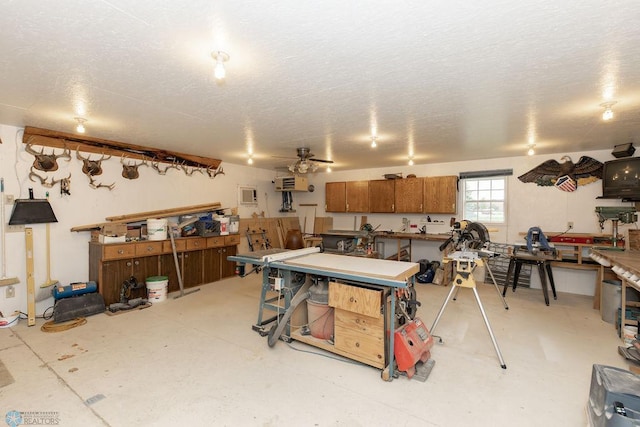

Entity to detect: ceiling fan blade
[309,158,334,164]
[271,155,299,160]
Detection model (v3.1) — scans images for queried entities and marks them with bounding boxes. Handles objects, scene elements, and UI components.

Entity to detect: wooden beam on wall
[23,126,221,169]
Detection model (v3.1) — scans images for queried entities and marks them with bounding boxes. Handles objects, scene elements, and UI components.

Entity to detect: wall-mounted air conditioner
[275,176,308,192]
[239,186,258,204]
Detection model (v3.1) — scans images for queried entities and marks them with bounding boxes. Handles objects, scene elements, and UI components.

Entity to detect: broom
[0,178,19,286]
[37,191,58,302]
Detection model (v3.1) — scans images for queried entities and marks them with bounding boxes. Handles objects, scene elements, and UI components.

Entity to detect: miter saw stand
[431,221,508,369]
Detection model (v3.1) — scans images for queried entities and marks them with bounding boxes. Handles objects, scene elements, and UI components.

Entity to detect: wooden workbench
[373,232,450,261]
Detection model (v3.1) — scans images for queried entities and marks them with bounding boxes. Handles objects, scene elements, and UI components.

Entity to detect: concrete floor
[0,273,630,426]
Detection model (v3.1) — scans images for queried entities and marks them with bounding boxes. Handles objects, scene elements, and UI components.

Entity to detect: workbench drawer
[207,236,226,248]
[334,308,385,368]
[328,282,382,318]
[103,244,136,260]
[135,241,163,256]
[224,234,241,245]
[186,238,206,251]
[162,239,186,253]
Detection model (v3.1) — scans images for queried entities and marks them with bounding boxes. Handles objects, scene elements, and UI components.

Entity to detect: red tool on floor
[394,317,434,379]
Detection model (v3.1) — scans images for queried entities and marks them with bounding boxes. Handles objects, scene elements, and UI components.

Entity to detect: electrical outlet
[6,286,15,298]
[6,224,24,233]
[4,194,14,204]
[568,221,574,230]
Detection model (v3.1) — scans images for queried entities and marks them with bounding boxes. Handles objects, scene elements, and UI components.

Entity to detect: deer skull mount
[28,167,72,194]
[76,148,114,190]
[121,155,148,180]
[25,140,71,172]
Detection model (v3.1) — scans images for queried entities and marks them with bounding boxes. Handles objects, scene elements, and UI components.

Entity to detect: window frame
[460,176,508,225]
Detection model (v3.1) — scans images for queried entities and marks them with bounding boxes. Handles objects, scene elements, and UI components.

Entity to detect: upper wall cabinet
[325,182,346,212]
[424,176,458,214]
[346,181,369,212]
[395,177,424,213]
[368,179,395,213]
[325,175,457,214]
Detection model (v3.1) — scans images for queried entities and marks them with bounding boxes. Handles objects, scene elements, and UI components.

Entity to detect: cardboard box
[98,234,127,244]
[100,223,127,237]
[126,226,142,240]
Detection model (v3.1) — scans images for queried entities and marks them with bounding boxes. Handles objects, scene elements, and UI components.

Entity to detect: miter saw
[438,220,494,255]
[595,206,638,248]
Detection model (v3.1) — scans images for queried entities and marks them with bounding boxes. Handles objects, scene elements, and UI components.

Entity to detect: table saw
[228,247,422,380]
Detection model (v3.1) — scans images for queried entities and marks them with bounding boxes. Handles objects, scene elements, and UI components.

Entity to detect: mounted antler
[206,165,225,178]
[76,148,114,190]
[25,139,71,172]
[180,162,205,177]
[150,157,179,175]
[121,155,148,180]
[28,167,71,189]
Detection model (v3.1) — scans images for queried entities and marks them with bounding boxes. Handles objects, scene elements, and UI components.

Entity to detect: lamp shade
[9,197,57,225]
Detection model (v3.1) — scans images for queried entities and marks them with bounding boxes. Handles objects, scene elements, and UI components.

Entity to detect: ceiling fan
[274,147,334,174]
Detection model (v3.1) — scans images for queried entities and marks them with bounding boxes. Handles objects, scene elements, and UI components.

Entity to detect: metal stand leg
[471,286,507,369]
[431,261,507,370]
[485,263,509,310]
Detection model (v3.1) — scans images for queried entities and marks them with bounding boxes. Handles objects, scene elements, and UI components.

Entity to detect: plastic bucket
[601,279,621,324]
[219,217,229,236]
[307,300,334,339]
[146,276,168,303]
[147,218,168,240]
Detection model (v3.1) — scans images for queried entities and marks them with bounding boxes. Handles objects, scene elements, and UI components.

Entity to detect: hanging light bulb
[326,166,332,173]
[408,158,414,166]
[247,156,253,165]
[74,117,86,133]
[600,101,616,121]
[527,143,535,156]
[211,51,230,81]
[370,136,377,148]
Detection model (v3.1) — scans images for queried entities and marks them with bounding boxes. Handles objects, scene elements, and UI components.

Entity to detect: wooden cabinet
[394,177,423,213]
[328,281,386,369]
[346,181,369,212]
[368,180,395,213]
[325,182,346,212]
[89,235,240,306]
[424,175,458,214]
[325,175,457,214]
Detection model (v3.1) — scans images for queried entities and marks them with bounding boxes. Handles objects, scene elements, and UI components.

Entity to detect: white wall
[0,122,632,316]
[293,150,634,296]
[0,124,283,316]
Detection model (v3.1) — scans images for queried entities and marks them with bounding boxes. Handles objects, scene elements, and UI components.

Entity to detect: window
[462,177,506,224]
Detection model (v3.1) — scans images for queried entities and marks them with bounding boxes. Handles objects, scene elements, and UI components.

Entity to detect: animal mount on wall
[28,167,71,195]
[518,155,603,192]
[25,140,71,171]
[150,157,180,175]
[206,166,224,179]
[76,148,115,190]
[121,155,148,179]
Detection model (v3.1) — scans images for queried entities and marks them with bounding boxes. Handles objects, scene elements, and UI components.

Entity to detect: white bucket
[146,276,168,303]
[147,218,168,240]
[219,217,229,236]
[624,326,638,345]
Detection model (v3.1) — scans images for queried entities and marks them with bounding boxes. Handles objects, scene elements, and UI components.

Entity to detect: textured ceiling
[1,1,639,172]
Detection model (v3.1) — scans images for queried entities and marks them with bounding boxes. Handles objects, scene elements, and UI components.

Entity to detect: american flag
[555,175,576,192]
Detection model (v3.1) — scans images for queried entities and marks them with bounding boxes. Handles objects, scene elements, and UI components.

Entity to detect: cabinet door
[101,259,133,306]
[424,176,458,214]
[395,177,424,213]
[368,180,395,213]
[131,256,159,300]
[325,182,346,212]
[182,250,203,287]
[160,253,181,292]
[346,181,369,212]
[220,245,237,278]
[203,248,222,283]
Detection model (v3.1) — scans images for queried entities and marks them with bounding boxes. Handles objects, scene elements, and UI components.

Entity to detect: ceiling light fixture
[74,117,86,133]
[408,158,414,166]
[370,136,377,148]
[289,159,317,174]
[527,143,535,156]
[326,166,332,173]
[600,101,617,121]
[211,51,230,80]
